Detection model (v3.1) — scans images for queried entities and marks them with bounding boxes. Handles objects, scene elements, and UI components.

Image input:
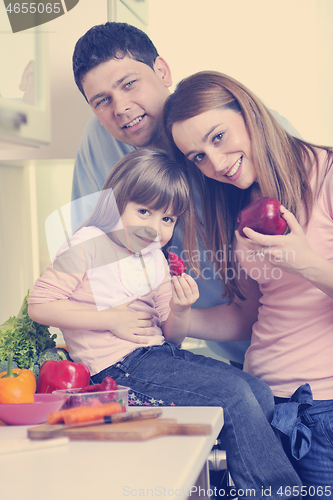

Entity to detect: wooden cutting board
[28,418,212,441]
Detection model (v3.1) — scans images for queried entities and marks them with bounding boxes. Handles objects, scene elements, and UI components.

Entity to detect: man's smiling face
[82,55,172,149]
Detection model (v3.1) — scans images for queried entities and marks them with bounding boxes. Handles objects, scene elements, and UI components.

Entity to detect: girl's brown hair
[163,71,333,301]
[79,148,198,270]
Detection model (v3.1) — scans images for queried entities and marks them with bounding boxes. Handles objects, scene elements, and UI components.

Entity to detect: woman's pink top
[237,150,333,399]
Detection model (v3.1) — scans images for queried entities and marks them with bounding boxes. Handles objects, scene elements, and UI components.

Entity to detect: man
[71,22,299,366]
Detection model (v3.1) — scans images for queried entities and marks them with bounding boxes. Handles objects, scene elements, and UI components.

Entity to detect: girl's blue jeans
[92,342,301,498]
[273,384,333,500]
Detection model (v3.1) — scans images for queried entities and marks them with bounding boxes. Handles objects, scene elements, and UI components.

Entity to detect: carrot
[64,401,123,425]
[47,409,71,425]
[47,401,123,425]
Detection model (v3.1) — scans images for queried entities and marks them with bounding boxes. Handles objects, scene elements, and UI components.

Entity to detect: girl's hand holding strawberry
[170,274,199,313]
[161,273,199,346]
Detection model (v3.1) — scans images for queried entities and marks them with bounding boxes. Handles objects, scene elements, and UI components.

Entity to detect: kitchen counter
[0,406,223,500]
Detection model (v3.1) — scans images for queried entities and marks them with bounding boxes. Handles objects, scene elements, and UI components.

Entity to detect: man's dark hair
[73,22,159,101]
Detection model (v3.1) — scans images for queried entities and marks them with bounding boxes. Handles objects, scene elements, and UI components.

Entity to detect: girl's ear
[153,56,172,88]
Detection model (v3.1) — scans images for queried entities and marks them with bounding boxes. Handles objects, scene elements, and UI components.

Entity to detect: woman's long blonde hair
[163,71,333,301]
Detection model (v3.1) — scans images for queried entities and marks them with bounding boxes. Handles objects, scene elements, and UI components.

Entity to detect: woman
[163,71,333,493]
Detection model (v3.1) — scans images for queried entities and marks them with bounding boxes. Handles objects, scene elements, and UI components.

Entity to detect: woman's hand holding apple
[235,206,318,278]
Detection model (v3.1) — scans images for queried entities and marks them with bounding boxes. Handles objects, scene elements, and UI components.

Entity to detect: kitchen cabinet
[0,159,75,324]
[0,2,50,148]
[0,161,37,322]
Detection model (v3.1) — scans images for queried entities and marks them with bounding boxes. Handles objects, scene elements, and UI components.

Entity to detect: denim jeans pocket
[118,345,158,373]
[319,413,333,447]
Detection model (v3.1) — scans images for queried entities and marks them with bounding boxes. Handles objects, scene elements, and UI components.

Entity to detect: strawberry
[79,383,102,393]
[168,252,186,276]
[100,376,118,391]
[78,376,117,393]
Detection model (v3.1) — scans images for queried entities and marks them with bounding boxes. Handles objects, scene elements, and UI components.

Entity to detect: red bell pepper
[37,351,90,394]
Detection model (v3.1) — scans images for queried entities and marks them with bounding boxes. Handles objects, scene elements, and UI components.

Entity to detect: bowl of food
[53,377,129,411]
[0,393,67,425]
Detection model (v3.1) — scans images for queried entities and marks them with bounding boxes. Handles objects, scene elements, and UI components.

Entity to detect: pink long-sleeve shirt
[28,226,171,375]
[237,150,333,399]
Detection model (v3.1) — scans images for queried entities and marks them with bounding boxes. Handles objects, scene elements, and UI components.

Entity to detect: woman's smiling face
[171,108,257,190]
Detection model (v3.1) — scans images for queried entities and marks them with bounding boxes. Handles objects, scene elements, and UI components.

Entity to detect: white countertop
[0,406,223,500]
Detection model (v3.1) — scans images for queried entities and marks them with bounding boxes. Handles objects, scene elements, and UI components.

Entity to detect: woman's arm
[188,273,261,341]
[161,274,200,345]
[28,300,156,344]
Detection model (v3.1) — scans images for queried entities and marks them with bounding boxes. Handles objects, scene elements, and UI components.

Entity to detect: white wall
[149,0,333,146]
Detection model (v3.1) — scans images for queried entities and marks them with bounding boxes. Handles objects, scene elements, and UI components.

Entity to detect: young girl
[163,71,333,493]
[28,148,301,497]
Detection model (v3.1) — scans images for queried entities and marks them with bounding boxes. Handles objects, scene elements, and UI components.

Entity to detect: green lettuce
[0,291,56,370]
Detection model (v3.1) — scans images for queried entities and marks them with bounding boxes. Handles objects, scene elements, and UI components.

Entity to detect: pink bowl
[0,393,67,426]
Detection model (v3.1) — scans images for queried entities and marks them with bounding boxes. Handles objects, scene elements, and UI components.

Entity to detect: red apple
[237,197,287,237]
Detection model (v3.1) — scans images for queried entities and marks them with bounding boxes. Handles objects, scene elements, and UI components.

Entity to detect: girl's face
[112,202,177,253]
[171,108,257,190]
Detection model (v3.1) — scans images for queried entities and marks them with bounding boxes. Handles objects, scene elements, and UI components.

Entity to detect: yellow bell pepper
[0,352,36,404]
